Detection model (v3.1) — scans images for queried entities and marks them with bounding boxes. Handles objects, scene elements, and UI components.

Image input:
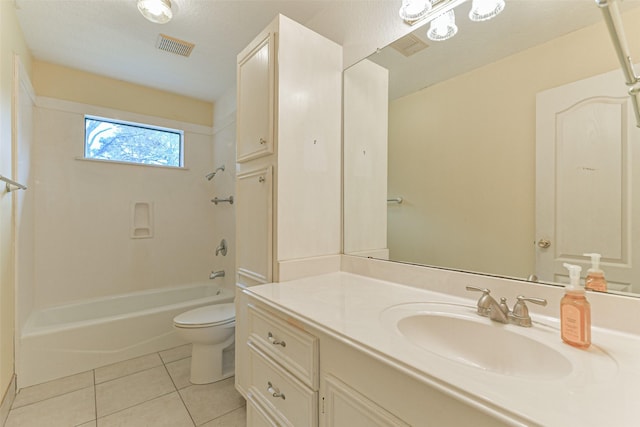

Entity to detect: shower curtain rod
[597,0,640,127]
[0,174,27,192]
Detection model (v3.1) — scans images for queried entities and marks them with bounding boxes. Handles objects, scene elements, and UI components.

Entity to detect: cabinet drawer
[249,343,318,427]
[248,304,319,389]
[247,390,290,427]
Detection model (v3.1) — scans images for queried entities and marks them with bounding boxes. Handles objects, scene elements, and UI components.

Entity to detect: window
[84,116,183,167]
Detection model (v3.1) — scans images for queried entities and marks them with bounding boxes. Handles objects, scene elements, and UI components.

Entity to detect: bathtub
[18,283,233,388]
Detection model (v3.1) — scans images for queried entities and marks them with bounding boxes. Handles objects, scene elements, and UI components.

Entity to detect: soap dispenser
[583,253,607,292]
[561,263,591,349]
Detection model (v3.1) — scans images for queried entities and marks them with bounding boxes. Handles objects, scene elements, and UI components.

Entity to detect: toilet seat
[173,303,235,329]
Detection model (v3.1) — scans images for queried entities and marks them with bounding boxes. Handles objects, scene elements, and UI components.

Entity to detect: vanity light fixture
[401,0,505,42]
[399,0,433,22]
[469,0,505,22]
[137,0,173,24]
[427,10,458,41]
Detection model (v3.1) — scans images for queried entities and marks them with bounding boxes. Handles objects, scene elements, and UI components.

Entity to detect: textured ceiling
[15,0,338,102]
[15,0,640,104]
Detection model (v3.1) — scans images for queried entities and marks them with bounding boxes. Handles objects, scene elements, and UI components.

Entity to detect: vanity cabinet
[245,303,319,426]
[234,13,342,287]
[236,167,273,284]
[235,14,342,399]
[241,292,511,427]
[237,33,273,163]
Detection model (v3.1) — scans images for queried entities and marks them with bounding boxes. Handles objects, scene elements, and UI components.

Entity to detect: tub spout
[209,270,225,280]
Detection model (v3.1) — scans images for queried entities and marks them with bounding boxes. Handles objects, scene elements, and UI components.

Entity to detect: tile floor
[4,345,246,427]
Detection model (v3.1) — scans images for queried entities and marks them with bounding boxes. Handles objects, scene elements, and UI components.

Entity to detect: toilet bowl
[173,303,235,384]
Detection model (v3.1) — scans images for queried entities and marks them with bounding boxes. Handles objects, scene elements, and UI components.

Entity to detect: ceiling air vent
[156,34,195,57]
[390,33,429,57]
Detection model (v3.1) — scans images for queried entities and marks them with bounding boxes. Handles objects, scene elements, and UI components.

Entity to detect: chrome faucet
[209,270,225,280]
[466,286,547,327]
[466,286,509,323]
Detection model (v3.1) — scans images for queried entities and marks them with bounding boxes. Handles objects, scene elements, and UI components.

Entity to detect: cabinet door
[236,167,273,284]
[320,374,409,427]
[237,33,274,162]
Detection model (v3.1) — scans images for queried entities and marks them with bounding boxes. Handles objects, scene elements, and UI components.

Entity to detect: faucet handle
[510,295,547,327]
[465,286,493,316]
[465,286,490,295]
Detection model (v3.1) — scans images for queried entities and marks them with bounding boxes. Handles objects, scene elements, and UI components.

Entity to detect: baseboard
[0,374,16,425]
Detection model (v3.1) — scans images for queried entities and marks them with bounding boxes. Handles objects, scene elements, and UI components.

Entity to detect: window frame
[83,115,185,168]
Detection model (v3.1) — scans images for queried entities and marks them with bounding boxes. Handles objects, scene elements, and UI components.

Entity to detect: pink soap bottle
[583,253,607,292]
[560,263,591,349]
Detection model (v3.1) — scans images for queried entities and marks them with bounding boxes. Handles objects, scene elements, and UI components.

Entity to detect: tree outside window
[85,116,183,167]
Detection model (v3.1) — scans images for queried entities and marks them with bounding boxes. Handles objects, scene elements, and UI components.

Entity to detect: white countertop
[246,271,640,427]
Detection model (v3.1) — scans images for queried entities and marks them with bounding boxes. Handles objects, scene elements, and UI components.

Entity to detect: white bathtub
[18,283,233,388]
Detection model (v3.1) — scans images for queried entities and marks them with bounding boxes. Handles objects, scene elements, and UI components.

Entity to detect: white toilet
[173,303,235,384]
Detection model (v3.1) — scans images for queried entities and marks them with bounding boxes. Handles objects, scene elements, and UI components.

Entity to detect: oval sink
[383,303,573,379]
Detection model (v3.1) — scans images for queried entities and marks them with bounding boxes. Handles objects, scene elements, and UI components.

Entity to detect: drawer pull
[267,332,286,347]
[267,381,286,400]
[259,138,267,145]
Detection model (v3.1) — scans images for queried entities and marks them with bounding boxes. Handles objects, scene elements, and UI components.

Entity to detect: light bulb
[427,10,458,41]
[399,0,432,22]
[137,0,173,24]
[469,0,505,22]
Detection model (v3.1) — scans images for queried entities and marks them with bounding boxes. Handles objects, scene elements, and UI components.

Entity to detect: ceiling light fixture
[469,0,505,22]
[137,0,173,24]
[399,0,433,22]
[427,10,458,41]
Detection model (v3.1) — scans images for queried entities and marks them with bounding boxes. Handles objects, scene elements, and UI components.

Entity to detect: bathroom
[2,0,640,426]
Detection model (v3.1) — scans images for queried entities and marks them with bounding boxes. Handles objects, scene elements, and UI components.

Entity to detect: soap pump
[583,252,607,292]
[560,263,591,349]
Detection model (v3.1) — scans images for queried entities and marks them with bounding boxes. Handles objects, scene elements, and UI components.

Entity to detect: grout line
[205,403,246,426]
[95,390,177,422]
[7,384,95,412]
[94,363,164,387]
[162,354,180,392]
[93,369,97,424]
[162,361,197,426]
[95,365,175,419]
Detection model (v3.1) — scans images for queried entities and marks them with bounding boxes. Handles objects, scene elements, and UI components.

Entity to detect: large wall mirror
[343,0,640,297]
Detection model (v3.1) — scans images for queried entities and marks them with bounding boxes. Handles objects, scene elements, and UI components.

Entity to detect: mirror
[343,0,640,296]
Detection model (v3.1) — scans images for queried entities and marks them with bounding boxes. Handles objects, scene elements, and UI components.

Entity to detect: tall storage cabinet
[234,14,342,399]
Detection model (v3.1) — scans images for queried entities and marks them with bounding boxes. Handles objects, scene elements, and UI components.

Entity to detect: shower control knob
[537,239,551,249]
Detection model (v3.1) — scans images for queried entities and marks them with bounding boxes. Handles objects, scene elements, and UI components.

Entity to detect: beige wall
[387,8,640,279]
[33,61,213,127]
[0,0,32,406]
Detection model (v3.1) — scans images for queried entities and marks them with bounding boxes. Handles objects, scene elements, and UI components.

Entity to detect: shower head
[205,165,225,181]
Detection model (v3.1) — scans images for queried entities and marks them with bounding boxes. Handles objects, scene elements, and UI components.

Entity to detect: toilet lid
[173,303,235,327]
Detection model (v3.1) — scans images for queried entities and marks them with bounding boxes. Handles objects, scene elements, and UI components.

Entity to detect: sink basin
[383,303,573,379]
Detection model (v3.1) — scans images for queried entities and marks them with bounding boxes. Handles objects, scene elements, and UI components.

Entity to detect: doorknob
[537,239,551,249]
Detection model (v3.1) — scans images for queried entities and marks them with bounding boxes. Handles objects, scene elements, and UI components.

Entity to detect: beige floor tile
[77,421,97,427]
[12,370,94,409]
[166,357,192,389]
[160,344,192,364]
[200,405,246,427]
[95,353,163,384]
[4,386,95,427]
[95,365,175,417]
[97,392,194,427]
[179,377,245,426]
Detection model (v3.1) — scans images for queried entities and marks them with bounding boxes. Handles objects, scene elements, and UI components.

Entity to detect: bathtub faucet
[209,270,225,280]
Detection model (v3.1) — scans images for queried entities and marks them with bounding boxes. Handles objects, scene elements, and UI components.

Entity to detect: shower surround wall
[31,98,216,308]
[210,88,237,287]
